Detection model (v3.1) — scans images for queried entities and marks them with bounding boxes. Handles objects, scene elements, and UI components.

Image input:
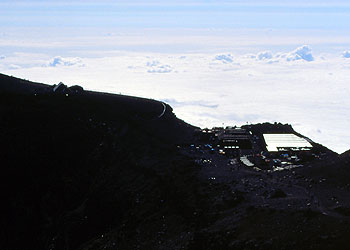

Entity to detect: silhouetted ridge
[0,73,51,94]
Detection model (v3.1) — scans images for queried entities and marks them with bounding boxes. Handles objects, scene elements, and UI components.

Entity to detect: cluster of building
[201,126,252,154]
[200,126,254,155]
[199,126,314,171]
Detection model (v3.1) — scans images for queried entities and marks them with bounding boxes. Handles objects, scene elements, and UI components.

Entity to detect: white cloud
[343,51,350,58]
[286,45,314,62]
[147,65,172,73]
[146,60,160,67]
[256,51,273,60]
[0,55,5,60]
[251,46,315,63]
[48,56,84,67]
[245,54,256,59]
[214,54,234,63]
[146,60,173,73]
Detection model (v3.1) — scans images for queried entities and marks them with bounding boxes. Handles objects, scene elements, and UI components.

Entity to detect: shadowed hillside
[0,74,198,250]
[1,74,350,250]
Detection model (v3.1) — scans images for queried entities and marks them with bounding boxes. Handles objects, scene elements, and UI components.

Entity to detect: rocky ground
[1,73,350,250]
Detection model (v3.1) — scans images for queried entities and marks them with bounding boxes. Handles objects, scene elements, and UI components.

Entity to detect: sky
[1,0,350,153]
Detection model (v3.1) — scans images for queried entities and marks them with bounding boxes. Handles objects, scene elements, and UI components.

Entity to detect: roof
[263,134,313,152]
[53,82,65,92]
[220,134,250,140]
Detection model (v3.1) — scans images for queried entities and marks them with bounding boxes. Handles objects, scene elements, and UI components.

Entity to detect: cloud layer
[1,45,350,153]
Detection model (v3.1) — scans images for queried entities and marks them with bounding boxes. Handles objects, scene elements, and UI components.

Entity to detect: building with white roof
[263,134,313,152]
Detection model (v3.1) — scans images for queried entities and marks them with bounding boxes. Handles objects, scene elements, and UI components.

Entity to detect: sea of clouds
[1,45,350,153]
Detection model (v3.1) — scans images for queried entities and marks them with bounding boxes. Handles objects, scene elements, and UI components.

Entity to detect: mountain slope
[1,74,349,250]
[0,74,198,250]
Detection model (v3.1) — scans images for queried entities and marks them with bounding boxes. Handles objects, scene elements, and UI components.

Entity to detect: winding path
[158,102,167,118]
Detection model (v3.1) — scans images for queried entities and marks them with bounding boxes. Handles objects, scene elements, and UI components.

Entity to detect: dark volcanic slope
[1,74,350,250]
[0,73,51,94]
[0,74,196,250]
